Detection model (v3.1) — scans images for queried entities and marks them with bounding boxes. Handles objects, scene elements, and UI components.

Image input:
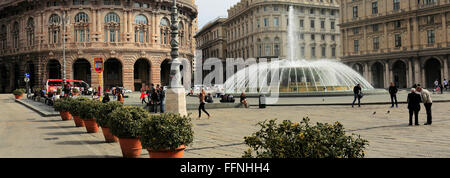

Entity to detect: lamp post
[61,11,70,86]
[165,0,187,116]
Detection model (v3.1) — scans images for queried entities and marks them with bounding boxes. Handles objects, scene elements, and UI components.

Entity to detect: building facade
[0,0,198,93]
[340,0,450,89]
[224,0,340,60]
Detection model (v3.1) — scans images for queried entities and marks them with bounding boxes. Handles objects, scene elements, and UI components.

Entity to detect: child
[140,90,148,104]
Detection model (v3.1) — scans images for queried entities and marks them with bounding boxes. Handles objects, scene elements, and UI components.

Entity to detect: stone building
[0,0,198,93]
[340,0,450,89]
[195,0,341,62]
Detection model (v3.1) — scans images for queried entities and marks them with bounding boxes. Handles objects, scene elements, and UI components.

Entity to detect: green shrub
[72,88,79,93]
[139,113,194,152]
[68,97,90,116]
[13,88,26,96]
[95,101,123,128]
[79,100,102,120]
[53,98,72,112]
[109,106,149,138]
[242,118,368,158]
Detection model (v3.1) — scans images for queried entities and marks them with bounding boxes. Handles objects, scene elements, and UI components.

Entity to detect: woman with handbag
[352,84,362,108]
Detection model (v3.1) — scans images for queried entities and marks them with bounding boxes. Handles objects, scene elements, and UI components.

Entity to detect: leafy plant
[72,88,80,93]
[139,113,194,152]
[109,106,149,138]
[68,97,90,116]
[95,101,123,128]
[13,88,26,96]
[79,99,102,120]
[53,98,72,112]
[243,117,368,158]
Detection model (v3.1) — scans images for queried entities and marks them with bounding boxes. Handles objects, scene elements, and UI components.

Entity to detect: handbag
[358,92,364,99]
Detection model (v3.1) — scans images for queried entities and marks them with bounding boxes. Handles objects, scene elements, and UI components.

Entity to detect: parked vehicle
[45,79,89,95]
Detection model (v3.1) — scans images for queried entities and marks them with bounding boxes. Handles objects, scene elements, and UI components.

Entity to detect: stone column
[413,58,421,85]
[408,59,413,87]
[443,57,448,81]
[123,57,134,91]
[412,17,420,50]
[442,13,448,48]
[385,62,390,88]
[364,62,370,83]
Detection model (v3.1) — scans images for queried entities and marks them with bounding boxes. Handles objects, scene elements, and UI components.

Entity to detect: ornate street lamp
[165,0,187,116]
[61,11,70,85]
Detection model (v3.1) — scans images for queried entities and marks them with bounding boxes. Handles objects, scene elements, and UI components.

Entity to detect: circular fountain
[223,6,375,95]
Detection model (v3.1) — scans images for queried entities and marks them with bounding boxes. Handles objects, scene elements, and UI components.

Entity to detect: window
[321,47,326,57]
[372,2,378,14]
[321,21,325,29]
[274,17,279,27]
[331,35,335,41]
[311,34,315,41]
[427,15,434,24]
[373,24,379,32]
[134,14,148,43]
[74,12,90,42]
[331,47,336,57]
[300,19,304,28]
[0,25,7,49]
[310,20,315,28]
[393,0,400,11]
[26,18,35,46]
[394,20,401,28]
[311,47,316,57]
[264,18,269,27]
[395,34,402,47]
[160,18,170,44]
[310,8,314,14]
[104,0,120,5]
[354,40,359,52]
[73,0,89,5]
[373,37,379,50]
[105,12,120,42]
[353,27,359,34]
[265,44,271,56]
[353,6,358,18]
[12,22,19,48]
[301,47,305,57]
[48,14,61,44]
[427,30,435,44]
[331,21,335,30]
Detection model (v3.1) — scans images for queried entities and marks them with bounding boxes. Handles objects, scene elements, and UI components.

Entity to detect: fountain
[223,6,374,95]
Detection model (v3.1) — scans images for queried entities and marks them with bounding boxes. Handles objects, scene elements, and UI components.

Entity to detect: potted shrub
[72,88,80,96]
[109,106,149,158]
[53,98,73,121]
[68,97,90,127]
[242,117,368,158]
[139,113,194,158]
[95,101,123,142]
[79,99,102,133]
[13,88,26,99]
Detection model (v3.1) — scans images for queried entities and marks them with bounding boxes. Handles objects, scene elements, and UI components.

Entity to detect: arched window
[160,18,170,45]
[12,22,19,49]
[274,37,280,56]
[105,12,120,42]
[264,37,271,56]
[48,14,61,44]
[178,22,184,47]
[26,18,35,46]
[134,14,148,43]
[74,12,90,42]
[257,38,262,57]
[0,25,6,49]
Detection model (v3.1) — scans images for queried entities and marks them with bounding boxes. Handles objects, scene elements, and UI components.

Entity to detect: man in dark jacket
[389,82,398,108]
[352,84,362,108]
[407,88,422,126]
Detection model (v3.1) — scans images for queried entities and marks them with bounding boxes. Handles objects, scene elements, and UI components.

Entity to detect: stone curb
[15,99,60,117]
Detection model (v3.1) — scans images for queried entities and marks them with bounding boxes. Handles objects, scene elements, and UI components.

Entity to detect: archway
[134,58,151,91]
[73,58,91,85]
[352,63,364,76]
[371,62,384,88]
[104,58,123,90]
[160,59,171,87]
[425,58,441,88]
[25,61,36,89]
[392,60,407,88]
[47,59,61,80]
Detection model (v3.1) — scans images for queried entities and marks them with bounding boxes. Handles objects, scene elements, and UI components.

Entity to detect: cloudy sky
[195,0,241,29]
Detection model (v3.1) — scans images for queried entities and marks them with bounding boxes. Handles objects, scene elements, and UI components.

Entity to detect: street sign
[24,73,30,78]
[93,57,104,74]
[24,77,30,83]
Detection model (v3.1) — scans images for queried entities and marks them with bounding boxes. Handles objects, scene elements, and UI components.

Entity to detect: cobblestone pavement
[1,94,450,158]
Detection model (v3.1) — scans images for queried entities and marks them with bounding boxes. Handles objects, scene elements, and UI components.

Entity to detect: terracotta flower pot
[83,118,99,133]
[147,145,186,158]
[118,137,142,158]
[14,94,24,99]
[101,127,118,143]
[59,111,72,121]
[73,115,85,127]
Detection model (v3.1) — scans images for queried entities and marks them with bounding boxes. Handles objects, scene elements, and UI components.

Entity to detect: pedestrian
[112,86,116,100]
[150,86,159,113]
[439,82,444,94]
[198,89,211,119]
[444,79,448,91]
[206,93,214,103]
[434,79,439,89]
[416,86,433,125]
[407,88,421,126]
[140,89,148,105]
[159,85,166,113]
[389,82,398,108]
[102,93,110,103]
[240,92,249,108]
[352,84,362,108]
[117,89,124,104]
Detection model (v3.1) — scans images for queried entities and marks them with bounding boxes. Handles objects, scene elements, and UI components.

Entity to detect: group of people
[352,82,435,126]
[139,84,166,113]
[433,79,448,94]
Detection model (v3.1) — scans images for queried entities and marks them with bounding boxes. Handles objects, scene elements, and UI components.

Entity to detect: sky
[195,0,241,29]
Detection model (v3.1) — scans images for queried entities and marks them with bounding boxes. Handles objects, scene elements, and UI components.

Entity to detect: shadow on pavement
[30,119,66,123]
[46,131,86,136]
[55,140,106,145]
[38,126,76,129]
[62,155,123,158]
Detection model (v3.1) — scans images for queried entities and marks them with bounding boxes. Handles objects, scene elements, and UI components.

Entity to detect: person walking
[150,87,159,113]
[407,88,421,126]
[352,84,362,108]
[159,85,166,113]
[444,79,448,91]
[198,89,210,119]
[389,82,398,108]
[140,89,148,105]
[416,86,433,125]
[117,89,124,104]
[102,93,110,103]
[439,82,444,94]
[240,92,249,108]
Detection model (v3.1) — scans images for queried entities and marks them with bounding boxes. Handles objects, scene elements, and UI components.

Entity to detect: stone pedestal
[165,87,187,116]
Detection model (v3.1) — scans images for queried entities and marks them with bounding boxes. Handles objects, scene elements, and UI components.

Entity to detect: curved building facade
[0,0,198,93]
